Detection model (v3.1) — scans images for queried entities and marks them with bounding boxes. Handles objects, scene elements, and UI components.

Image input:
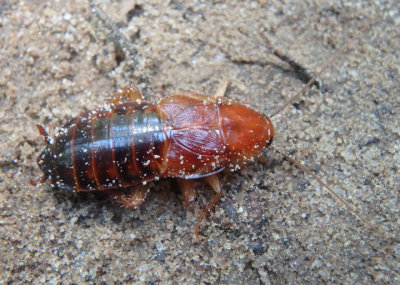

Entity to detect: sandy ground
[1,0,399,283]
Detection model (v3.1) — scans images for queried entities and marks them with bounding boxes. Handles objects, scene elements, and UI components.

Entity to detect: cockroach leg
[194,174,223,241]
[110,84,143,105]
[29,176,47,187]
[36,124,50,145]
[108,184,149,209]
[214,79,229,98]
[205,174,221,193]
[178,179,196,207]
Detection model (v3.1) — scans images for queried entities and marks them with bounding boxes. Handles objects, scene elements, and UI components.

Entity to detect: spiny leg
[194,174,223,241]
[178,179,196,207]
[214,79,229,98]
[32,124,51,185]
[110,84,143,105]
[36,124,50,145]
[108,184,149,209]
[29,176,47,187]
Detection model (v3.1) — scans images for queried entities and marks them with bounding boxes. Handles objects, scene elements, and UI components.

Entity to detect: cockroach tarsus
[34,24,395,250]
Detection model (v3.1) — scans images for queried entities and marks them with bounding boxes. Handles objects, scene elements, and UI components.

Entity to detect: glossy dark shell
[38,102,167,191]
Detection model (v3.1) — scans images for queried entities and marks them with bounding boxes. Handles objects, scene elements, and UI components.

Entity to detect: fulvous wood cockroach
[36,83,273,239]
[35,23,391,245]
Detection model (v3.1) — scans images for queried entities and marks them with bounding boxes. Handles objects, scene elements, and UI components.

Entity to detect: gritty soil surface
[1,0,399,284]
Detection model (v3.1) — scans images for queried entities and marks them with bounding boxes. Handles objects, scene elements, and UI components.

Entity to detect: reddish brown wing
[159,93,228,178]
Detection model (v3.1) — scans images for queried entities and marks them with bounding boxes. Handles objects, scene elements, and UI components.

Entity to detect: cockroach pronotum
[34,24,389,244]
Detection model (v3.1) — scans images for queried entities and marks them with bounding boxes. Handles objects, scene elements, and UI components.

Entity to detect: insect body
[37,85,273,233]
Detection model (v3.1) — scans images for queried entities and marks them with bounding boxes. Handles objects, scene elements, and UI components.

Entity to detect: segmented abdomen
[41,102,167,191]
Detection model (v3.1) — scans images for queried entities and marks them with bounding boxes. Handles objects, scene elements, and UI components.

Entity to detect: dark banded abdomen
[38,102,167,191]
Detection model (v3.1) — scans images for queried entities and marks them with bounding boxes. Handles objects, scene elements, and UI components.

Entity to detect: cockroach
[36,83,273,238]
[34,24,389,244]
